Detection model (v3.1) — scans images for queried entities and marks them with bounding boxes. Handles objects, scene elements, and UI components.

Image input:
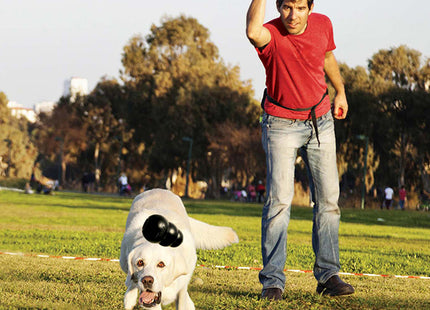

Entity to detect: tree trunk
[94,142,100,191]
[398,132,407,187]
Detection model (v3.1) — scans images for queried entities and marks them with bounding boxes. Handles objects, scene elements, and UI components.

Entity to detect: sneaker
[316,275,355,296]
[261,288,283,301]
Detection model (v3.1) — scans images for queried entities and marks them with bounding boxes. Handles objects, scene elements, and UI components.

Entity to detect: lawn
[0,189,429,309]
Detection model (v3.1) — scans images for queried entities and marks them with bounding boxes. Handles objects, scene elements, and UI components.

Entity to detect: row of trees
[337,45,430,198]
[1,16,429,201]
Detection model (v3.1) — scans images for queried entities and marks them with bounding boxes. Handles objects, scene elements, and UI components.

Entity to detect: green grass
[1,190,430,309]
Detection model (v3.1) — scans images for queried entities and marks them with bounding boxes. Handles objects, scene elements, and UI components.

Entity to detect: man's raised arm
[246,0,271,48]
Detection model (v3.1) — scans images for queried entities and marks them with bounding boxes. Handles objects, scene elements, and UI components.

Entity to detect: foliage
[0,177,27,189]
[120,15,261,196]
[335,45,430,195]
[368,45,421,90]
[0,92,38,179]
[26,16,261,194]
[83,78,134,190]
[367,46,430,189]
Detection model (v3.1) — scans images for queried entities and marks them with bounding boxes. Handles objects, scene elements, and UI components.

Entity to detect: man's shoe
[261,288,283,301]
[316,275,355,296]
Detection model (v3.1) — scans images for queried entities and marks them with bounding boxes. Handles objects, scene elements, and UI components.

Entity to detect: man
[246,0,354,300]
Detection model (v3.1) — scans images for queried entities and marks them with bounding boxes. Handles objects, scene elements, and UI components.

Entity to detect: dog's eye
[157,261,165,268]
[136,259,144,267]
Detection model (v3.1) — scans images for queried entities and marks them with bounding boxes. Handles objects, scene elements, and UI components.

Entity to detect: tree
[83,78,133,190]
[369,45,430,188]
[368,45,421,90]
[33,96,88,185]
[120,15,259,193]
[0,92,38,178]
[334,64,380,196]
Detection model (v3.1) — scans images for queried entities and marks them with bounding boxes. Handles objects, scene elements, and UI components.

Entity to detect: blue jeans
[259,111,341,291]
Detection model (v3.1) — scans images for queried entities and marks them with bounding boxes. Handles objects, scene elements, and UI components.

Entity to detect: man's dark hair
[276,0,314,9]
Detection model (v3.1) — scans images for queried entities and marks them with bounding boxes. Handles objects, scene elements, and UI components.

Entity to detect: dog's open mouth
[139,290,162,307]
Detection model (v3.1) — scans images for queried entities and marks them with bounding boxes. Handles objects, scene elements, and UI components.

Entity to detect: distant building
[7,101,37,123]
[63,77,89,102]
[34,101,56,115]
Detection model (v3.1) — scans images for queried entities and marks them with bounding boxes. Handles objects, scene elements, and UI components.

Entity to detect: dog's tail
[188,218,239,250]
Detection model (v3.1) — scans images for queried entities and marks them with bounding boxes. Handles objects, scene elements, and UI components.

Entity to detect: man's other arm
[246,0,271,48]
[324,51,348,119]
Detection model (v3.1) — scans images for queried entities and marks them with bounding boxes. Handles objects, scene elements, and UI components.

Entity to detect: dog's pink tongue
[139,291,156,305]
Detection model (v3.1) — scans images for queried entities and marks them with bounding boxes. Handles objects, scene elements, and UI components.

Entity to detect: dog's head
[126,243,188,308]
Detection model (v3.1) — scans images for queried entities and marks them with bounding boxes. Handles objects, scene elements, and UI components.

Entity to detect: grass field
[0,189,429,309]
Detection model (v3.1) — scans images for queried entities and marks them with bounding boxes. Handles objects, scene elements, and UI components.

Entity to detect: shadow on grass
[4,190,429,229]
[190,284,429,310]
[184,200,263,218]
[185,199,430,229]
[4,191,133,212]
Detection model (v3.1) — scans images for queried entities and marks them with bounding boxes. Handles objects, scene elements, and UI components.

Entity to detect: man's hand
[324,51,348,120]
[333,92,348,119]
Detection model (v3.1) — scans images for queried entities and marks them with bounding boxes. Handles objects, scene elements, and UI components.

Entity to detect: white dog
[120,189,239,310]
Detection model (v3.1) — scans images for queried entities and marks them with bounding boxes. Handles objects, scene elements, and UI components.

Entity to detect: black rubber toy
[142,215,168,243]
[170,230,183,248]
[142,214,183,247]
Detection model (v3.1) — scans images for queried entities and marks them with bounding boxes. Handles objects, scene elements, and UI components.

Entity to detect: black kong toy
[142,214,183,247]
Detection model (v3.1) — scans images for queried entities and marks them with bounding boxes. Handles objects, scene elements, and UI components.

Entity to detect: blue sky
[1,0,429,108]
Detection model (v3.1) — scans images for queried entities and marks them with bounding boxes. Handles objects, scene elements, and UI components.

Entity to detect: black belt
[261,88,328,147]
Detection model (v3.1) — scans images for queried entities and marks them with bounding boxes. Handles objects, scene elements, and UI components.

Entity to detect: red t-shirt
[257,13,336,119]
[399,188,406,200]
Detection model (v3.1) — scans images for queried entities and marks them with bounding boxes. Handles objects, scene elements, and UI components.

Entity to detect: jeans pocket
[266,114,297,129]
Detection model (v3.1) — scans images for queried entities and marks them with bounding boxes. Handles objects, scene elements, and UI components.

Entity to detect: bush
[0,177,27,189]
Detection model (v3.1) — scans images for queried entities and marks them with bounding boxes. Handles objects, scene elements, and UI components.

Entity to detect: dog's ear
[170,251,189,283]
[125,248,137,287]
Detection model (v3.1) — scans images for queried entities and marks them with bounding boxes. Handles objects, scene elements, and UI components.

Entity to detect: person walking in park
[383,186,394,209]
[256,180,266,203]
[246,0,354,300]
[398,185,407,210]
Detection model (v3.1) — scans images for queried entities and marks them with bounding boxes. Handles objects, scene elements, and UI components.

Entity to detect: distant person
[233,189,242,202]
[241,189,248,202]
[118,173,130,196]
[256,181,266,203]
[82,172,90,192]
[398,186,407,210]
[247,184,257,202]
[383,186,394,209]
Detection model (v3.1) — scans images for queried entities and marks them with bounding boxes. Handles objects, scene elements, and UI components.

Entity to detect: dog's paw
[124,286,138,310]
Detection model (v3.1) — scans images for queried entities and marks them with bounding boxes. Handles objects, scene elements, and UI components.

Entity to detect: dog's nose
[142,276,154,288]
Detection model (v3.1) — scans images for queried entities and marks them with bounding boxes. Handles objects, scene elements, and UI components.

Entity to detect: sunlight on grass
[1,190,430,309]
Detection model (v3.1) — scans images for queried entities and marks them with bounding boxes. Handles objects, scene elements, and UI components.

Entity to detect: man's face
[277,0,314,35]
